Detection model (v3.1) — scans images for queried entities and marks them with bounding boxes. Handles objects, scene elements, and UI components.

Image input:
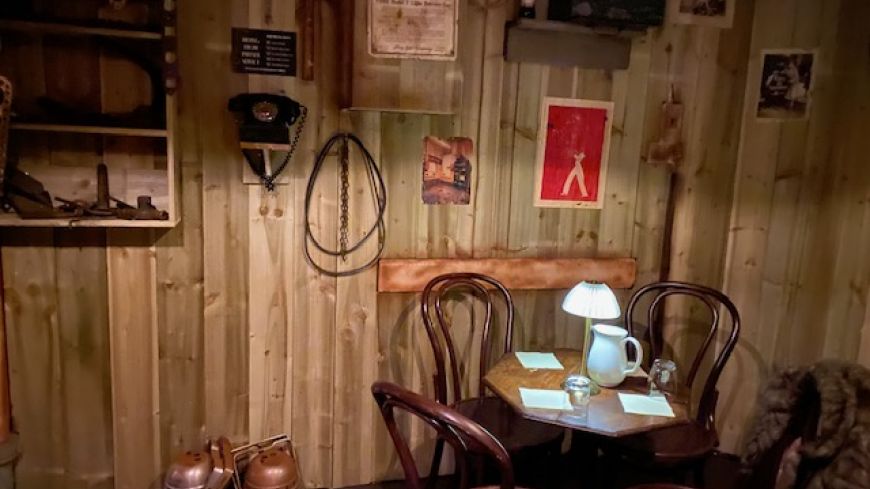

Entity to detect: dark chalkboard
[231,28,296,76]
[547,0,665,29]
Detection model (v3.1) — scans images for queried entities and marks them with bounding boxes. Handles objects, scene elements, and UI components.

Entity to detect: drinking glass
[648,359,677,398]
[562,375,591,420]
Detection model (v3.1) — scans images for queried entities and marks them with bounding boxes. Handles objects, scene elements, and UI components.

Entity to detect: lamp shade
[561,281,621,319]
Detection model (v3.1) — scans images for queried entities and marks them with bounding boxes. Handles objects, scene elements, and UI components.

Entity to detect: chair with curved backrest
[420,273,563,482]
[627,375,821,489]
[372,381,517,489]
[605,281,741,481]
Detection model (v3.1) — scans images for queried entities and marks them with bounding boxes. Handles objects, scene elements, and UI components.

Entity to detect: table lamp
[561,281,621,394]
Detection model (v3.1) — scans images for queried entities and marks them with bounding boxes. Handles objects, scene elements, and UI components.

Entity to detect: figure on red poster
[561,151,589,198]
[535,98,613,209]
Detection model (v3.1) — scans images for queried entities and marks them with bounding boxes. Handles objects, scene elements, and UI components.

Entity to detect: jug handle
[621,337,644,375]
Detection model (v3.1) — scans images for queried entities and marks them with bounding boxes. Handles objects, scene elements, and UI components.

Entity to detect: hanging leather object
[0,76,12,193]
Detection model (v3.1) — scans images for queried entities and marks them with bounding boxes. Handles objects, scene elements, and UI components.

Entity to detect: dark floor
[341,449,742,489]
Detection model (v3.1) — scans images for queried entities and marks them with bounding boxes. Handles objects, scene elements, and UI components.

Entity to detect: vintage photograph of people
[757,50,815,120]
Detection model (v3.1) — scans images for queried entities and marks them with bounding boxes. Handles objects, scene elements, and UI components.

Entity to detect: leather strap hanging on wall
[0,77,12,192]
[304,133,386,277]
[0,77,12,442]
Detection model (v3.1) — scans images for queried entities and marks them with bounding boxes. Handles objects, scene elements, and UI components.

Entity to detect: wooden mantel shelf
[378,257,637,292]
[504,19,633,70]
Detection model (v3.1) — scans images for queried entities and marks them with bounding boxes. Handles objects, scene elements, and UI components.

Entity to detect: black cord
[303,132,386,277]
[243,106,308,191]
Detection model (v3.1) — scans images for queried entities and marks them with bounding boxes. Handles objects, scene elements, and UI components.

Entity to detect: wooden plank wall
[714,0,870,452]
[1,0,869,488]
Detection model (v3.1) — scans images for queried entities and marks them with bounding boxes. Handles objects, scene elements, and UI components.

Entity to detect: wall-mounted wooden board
[377,257,637,292]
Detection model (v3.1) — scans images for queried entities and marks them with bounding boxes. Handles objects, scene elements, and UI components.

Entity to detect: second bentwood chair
[604,281,740,485]
[421,273,564,485]
[372,381,520,489]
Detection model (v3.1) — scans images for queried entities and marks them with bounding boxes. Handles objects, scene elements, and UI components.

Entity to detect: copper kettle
[163,451,212,489]
[243,447,299,489]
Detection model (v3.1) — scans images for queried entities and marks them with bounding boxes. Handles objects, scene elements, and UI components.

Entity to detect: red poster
[534,98,613,209]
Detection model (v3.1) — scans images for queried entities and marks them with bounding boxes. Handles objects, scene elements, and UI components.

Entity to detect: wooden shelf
[239,141,293,151]
[0,2,180,229]
[0,213,179,228]
[0,18,162,40]
[504,19,633,69]
[10,122,167,137]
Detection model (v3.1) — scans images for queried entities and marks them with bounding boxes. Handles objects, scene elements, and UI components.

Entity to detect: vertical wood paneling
[246,0,296,444]
[195,0,251,443]
[107,232,161,489]
[332,112,381,486]
[55,231,114,489]
[1,233,65,489]
[288,0,339,484]
[825,0,870,360]
[3,1,869,488]
[717,0,870,452]
[151,0,209,460]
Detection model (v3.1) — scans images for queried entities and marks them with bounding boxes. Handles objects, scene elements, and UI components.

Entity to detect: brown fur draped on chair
[742,360,870,489]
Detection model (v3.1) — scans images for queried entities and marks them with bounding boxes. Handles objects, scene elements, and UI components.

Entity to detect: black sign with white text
[231,28,296,76]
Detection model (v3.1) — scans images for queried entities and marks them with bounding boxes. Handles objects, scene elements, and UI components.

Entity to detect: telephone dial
[228,93,306,190]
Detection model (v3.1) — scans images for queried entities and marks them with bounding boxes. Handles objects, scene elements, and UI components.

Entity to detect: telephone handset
[228,93,303,144]
[228,93,307,190]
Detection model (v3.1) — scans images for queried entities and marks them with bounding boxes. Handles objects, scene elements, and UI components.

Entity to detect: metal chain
[304,133,386,277]
[262,105,308,191]
[339,136,350,261]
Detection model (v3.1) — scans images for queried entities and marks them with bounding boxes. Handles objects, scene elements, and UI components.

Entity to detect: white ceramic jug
[586,324,644,388]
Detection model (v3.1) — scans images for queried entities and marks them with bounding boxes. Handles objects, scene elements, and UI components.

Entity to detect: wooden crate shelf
[0,1,179,228]
[10,122,168,137]
[504,19,633,69]
[0,18,162,40]
[0,214,178,228]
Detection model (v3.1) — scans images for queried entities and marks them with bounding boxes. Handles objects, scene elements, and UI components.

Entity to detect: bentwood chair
[604,281,741,483]
[372,381,520,489]
[627,375,821,489]
[421,273,564,484]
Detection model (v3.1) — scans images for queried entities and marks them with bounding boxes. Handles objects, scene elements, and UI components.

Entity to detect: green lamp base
[579,317,601,396]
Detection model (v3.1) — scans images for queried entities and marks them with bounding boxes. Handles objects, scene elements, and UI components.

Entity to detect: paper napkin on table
[515,352,564,370]
[519,388,572,410]
[617,393,675,418]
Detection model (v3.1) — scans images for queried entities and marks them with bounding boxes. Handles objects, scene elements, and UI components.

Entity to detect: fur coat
[742,360,870,489]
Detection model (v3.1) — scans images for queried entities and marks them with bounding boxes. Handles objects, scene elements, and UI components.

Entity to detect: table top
[482,349,691,437]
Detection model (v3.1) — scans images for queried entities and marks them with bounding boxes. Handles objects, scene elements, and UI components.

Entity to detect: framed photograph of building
[670,0,735,28]
[534,97,613,209]
[756,49,815,120]
[422,136,473,205]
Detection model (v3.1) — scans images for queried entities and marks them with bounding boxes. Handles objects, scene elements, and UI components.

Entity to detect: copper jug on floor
[163,451,212,489]
[243,447,299,489]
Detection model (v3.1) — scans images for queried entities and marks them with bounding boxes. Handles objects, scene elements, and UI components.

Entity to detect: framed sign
[231,28,296,76]
[368,0,457,60]
[669,0,735,28]
[534,97,614,209]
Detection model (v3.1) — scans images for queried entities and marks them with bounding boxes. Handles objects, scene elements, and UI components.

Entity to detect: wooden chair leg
[426,437,445,489]
[692,460,705,487]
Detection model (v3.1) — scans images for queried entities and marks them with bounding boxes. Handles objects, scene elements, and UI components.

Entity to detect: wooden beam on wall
[377,257,637,292]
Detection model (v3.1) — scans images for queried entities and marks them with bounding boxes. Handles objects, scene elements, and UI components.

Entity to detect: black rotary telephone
[228,93,307,190]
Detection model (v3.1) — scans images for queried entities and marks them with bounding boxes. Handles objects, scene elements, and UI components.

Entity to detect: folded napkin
[515,352,564,370]
[519,387,572,410]
[617,393,675,418]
